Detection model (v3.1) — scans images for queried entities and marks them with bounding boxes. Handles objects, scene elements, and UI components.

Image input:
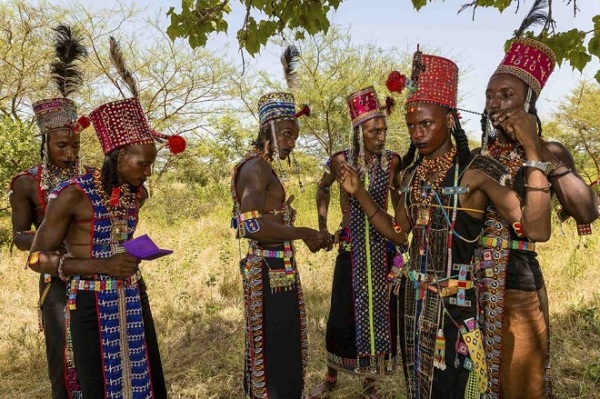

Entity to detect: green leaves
[166,0,232,49]
[166,0,341,55]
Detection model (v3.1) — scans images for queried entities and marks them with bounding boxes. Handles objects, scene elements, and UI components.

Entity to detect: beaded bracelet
[524,182,552,192]
[57,254,71,282]
[549,167,572,180]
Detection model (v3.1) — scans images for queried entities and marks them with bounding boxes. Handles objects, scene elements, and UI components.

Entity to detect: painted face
[485,73,528,119]
[405,102,452,159]
[273,119,299,160]
[46,128,80,169]
[117,143,157,187]
[360,116,387,156]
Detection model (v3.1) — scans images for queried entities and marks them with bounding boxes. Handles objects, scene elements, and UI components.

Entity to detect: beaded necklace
[487,138,523,177]
[41,160,80,192]
[93,169,135,243]
[411,146,457,225]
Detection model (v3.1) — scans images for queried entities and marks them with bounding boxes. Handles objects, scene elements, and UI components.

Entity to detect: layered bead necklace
[487,137,523,178]
[411,146,457,226]
[93,169,135,245]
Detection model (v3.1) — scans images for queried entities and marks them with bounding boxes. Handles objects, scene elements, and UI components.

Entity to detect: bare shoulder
[237,157,272,193]
[49,184,85,208]
[10,173,37,195]
[545,140,572,159]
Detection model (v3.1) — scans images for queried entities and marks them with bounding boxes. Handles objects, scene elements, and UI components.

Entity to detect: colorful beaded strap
[249,247,294,259]
[67,271,142,310]
[480,236,535,251]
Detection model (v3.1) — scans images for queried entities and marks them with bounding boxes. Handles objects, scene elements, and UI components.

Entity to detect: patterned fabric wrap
[405,54,458,109]
[257,92,297,127]
[33,98,79,134]
[57,174,154,399]
[493,38,556,96]
[231,153,308,398]
[89,98,155,155]
[469,154,511,398]
[347,149,394,358]
[346,87,385,128]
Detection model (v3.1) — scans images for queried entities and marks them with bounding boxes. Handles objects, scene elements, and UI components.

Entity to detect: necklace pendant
[416,206,430,226]
[509,149,518,160]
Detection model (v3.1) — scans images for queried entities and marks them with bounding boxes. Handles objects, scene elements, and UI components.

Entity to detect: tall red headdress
[91,37,185,155]
[405,52,458,109]
[492,37,555,96]
[346,86,387,128]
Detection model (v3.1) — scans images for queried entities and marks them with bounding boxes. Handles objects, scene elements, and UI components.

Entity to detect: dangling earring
[357,124,365,173]
[40,133,51,190]
[290,151,304,192]
[270,121,288,182]
[524,87,532,113]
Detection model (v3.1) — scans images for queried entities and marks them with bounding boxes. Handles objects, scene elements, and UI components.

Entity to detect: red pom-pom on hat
[72,115,91,133]
[295,104,311,118]
[386,71,407,93]
[166,135,186,154]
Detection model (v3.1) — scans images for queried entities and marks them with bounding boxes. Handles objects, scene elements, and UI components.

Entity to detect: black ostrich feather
[50,25,87,98]
[281,45,301,90]
[514,0,549,38]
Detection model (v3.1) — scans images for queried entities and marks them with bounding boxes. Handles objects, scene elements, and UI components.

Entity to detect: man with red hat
[26,91,178,397]
[478,37,600,398]
[231,91,322,399]
[8,25,87,399]
[337,48,553,398]
[308,86,402,398]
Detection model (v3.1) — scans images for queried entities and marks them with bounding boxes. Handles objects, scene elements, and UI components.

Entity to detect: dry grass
[0,182,598,399]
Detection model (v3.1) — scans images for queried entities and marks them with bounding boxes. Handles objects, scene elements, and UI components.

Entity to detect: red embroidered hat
[347,86,386,128]
[492,37,555,96]
[405,52,458,109]
[33,98,90,135]
[89,98,155,155]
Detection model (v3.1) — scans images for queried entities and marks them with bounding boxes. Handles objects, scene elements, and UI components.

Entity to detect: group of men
[9,27,175,398]
[7,25,599,399]
[231,37,599,399]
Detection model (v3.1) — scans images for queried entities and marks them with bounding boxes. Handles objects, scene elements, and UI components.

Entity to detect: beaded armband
[232,210,262,236]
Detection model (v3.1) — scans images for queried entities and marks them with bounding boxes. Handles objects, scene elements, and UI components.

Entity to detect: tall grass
[0,179,598,398]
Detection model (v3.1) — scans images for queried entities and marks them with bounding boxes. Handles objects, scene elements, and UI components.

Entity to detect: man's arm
[389,154,402,209]
[544,141,599,224]
[30,185,140,278]
[237,159,322,251]
[489,107,553,241]
[339,163,408,246]
[472,167,551,242]
[315,155,341,251]
[9,175,38,251]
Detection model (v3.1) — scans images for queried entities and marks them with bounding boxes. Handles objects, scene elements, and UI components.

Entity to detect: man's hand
[103,253,141,278]
[490,107,539,148]
[338,163,363,195]
[301,227,325,253]
[318,228,334,251]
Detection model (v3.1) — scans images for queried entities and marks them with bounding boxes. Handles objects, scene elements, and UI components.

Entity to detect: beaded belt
[70,271,142,292]
[249,247,294,259]
[480,236,535,251]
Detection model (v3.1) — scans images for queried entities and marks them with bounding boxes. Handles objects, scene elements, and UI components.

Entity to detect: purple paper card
[122,234,173,261]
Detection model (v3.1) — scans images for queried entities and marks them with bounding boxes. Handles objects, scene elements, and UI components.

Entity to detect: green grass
[0,179,598,398]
